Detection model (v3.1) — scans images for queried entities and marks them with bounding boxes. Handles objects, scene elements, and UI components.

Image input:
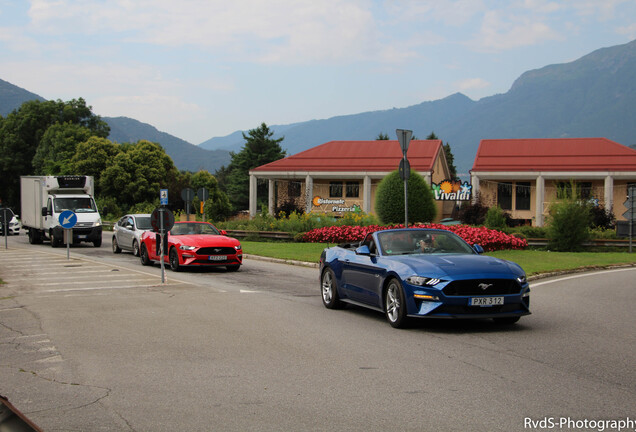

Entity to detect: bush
[484,206,508,230]
[458,192,488,225]
[589,205,615,229]
[546,200,591,251]
[375,170,436,224]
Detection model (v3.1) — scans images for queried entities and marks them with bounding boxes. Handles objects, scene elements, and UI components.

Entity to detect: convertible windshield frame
[377,229,475,256]
[170,222,220,236]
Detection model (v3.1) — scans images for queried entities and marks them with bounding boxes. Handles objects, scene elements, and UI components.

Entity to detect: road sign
[151,207,175,233]
[399,158,410,180]
[181,188,194,202]
[0,208,14,225]
[59,210,77,229]
[160,189,169,206]
[396,129,412,154]
[197,187,209,202]
[624,186,636,221]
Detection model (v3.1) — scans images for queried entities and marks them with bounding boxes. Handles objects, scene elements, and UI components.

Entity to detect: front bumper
[52,225,102,242]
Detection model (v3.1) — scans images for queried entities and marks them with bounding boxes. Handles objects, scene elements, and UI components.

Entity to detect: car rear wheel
[112,236,122,253]
[169,248,181,272]
[140,244,152,266]
[321,268,343,309]
[385,279,409,328]
[132,240,140,257]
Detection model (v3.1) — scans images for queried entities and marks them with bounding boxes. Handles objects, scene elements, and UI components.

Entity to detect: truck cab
[43,194,102,247]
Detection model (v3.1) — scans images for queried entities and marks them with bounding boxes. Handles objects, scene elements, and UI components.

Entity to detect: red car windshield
[170,223,220,236]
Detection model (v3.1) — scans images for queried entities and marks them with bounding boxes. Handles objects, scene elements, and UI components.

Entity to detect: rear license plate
[470,296,504,306]
[209,255,226,261]
[78,235,86,239]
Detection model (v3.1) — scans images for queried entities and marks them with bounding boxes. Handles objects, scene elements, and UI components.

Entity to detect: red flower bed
[302,223,527,251]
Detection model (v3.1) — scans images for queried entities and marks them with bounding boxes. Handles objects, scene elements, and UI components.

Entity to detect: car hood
[171,234,240,247]
[386,253,524,279]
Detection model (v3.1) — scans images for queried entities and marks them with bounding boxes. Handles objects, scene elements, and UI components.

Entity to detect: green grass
[242,241,636,276]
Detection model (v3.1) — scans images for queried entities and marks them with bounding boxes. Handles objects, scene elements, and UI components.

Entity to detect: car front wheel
[112,236,122,253]
[169,248,181,272]
[140,244,152,266]
[321,268,343,309]
[385,279,409,328]
[132,240,140,256]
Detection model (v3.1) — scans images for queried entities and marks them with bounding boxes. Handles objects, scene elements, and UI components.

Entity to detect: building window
[329,182,343,198]
[497,182,512,210]
[346,181,360,198]
[515,182,531,211]
[288,181,301,198]
[556,182,592,199]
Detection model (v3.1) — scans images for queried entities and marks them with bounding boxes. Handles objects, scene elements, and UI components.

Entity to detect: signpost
[396,129,413,227]
[151,206,175,284]
[181,188,194,219]
[198,187,209,215]
[59,210,77,260]
[1,207,14,250]
[623,185,636,253]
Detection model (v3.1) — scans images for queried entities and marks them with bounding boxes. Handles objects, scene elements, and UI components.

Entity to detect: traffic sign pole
[396,129,413,227]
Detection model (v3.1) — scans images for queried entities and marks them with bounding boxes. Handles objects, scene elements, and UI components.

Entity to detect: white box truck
[20,175,103,247]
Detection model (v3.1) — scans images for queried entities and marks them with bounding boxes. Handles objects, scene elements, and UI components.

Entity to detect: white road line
[531,266,636,287]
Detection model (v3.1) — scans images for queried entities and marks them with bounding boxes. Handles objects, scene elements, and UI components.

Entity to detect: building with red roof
[470,138,636,226]
[249,140,452,220]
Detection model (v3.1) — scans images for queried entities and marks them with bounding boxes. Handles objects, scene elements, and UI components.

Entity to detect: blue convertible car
[319,228,530,328]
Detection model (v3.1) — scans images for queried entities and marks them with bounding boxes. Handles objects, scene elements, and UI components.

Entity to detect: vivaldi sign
[312,196,361,213]
[432,180,473,201]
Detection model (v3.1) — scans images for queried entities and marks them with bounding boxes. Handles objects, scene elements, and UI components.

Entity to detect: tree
[68,137,120,194]
[0,98,109,207]
[190,170,232,221]
[100,140,180,211]
[221,123,286,211]
[375,170,437,224]
[427,132,457,179]
[32,122,93,175]
[376,132,389,140]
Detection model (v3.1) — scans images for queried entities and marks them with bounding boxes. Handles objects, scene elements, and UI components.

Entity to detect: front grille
[442,279,521,296]
[197,246,237,255]
[74,222,94,229]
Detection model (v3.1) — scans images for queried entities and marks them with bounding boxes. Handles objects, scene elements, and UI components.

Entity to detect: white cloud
[457,77,490,91]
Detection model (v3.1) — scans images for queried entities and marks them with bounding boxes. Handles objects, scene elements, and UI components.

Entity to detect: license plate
[470,296,504,306]
[78,235,86,239]
[209,255,226,261]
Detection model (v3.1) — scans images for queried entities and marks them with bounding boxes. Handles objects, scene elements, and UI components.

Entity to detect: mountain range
[2,38,636,176]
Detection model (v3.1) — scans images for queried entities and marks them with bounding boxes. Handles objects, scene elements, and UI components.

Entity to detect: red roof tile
[251,140,442,173]
[472,138,636,172]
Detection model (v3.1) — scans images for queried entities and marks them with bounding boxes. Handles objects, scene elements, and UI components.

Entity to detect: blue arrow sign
[59,210,77,229]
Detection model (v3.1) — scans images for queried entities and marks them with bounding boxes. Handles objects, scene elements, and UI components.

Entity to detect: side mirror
[220,230,227,235]
[473,244,484,254]
[355,245,371,256]
[41,207,49,217]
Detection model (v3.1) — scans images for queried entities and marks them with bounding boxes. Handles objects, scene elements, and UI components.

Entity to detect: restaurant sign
[312,196,361,213]
[431,180,472,201]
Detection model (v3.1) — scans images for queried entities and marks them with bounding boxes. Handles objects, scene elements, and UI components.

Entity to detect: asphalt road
[1,233,635,431]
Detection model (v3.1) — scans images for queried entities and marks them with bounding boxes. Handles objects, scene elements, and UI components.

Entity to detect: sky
[1,1,635,146]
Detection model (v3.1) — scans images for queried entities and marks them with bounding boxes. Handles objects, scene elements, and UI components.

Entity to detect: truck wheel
[51,234,61,248]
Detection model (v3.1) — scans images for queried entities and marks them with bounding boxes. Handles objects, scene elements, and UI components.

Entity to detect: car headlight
[516,275,527,284]
[180,245,196,251]
[406,276,442,286]
[234,245,242,251]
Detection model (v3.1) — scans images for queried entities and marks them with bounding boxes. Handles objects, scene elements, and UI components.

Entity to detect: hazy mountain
[0,78,46,116]
[0,80,230,173]
[105,116,230,172]
[201,39,636,176]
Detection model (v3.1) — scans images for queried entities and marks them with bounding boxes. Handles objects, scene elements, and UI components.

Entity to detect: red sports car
[139,221,242,272]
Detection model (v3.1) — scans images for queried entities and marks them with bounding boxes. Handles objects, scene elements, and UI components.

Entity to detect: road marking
[531,266,636,287]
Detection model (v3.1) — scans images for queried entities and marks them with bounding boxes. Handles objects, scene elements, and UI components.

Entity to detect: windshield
[135,216,152,230]
[170,222,220,236]
[377,230,474,256]
[54,197,97,213]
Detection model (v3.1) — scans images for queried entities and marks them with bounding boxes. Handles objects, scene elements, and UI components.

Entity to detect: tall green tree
[0,98,109,207]
[221,123,286,211]
[376,132,389,140]
[190,170,232,221]
[32,122,93,175]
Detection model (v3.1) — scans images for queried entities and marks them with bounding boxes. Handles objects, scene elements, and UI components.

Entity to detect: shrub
[374,170,436,225]
[589,205,615,229]
[546,200,591,251]
[458,192,488,225]
[484,206,508,230]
